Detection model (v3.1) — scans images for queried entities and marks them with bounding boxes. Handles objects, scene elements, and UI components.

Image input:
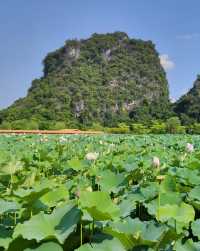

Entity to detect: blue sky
[0,0,200,108]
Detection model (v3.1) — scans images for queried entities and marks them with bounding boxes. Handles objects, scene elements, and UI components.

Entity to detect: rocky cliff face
[174,75,200,123]
[0,32,170,127]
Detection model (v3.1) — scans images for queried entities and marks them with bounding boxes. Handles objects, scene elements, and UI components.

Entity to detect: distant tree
[9,119,37,130]
[26,120,39,130]
[51,121,66,130]
[11,120,27,130]
[91,122,104,131]
[0,121,12,129]
[166,117,185,134]
[180,113,196,126]
[38,121,53,130]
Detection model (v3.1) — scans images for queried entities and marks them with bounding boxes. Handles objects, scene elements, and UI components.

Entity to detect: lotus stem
[92,219,95,235]
[80,221,83,246]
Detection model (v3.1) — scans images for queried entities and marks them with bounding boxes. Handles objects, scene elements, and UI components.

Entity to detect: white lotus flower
[186,143,194,153]
[59,136,67,143]
[109,143,115,148]
[40,136,48,142]
[153,156,160,168]
[85,152,99,161]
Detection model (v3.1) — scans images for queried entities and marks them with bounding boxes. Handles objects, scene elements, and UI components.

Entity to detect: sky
[0,0,200,108]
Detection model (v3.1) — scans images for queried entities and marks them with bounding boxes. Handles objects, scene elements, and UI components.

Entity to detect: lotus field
[1,134,200,251]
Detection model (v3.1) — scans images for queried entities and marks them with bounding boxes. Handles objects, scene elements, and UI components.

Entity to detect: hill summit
[0,32,170,128]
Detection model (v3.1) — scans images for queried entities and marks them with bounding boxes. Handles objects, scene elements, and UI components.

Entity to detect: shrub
[117,123,130,133]
[150,121,166,134]
[105,122,130,134]
[107,128,127,134]
[130,123,149,134]
[90,122,104,131]
[189,123,200,134]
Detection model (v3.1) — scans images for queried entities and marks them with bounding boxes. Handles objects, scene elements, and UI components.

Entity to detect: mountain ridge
[0,32,171,128]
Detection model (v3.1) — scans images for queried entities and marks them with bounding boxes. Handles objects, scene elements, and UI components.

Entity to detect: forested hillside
[0,32,171,129]
[175,75,200,125]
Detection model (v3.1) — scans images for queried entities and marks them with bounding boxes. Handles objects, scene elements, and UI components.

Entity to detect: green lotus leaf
[118,198,136,218]
[191,219,200,238]
[0,199,21,214]
[103,227,136,250]
[34,185,69,209]
[0,160,23,175]
[79,191,120,220]
[174,239,200,251]
[104,218,168,249]
[140,183,159,201]
[6,238,36,251]
[188,186,200,201]
[128,190,145,203]
[108,217,145,236]
[174,168,200,186]
[96,170,125,193]
[188,172,200,186]
[14,179,55,198]
[13,179,57,211]
[141,221,168,243]
[104,218,145,249]
[145,192,182,216]
[13,203,81,244]
[75,238,126,251]
[67,159,87,171]
[24,242,63,251]
[187,159,200,169]
[159,175,176,192]
[156,202,195,224]
[0,226,12,249]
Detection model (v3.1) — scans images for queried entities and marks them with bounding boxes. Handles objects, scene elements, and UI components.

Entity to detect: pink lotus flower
[186,143,194,153]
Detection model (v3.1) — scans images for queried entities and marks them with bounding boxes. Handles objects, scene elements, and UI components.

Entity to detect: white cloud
[170,97,176,103]
[159,54,175,71]
[177,33,200,40]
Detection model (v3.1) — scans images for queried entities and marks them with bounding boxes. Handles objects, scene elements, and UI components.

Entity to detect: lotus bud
[86,186,93,192]
[186,143,194,153]
[96,176,102,182]
[156,175,165,181]
[75,190,80,198]
[85,152,99,161]
[113,198,119,204]
[153,156,160,168]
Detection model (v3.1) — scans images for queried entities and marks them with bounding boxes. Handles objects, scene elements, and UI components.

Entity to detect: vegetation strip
[0,130,102,135]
